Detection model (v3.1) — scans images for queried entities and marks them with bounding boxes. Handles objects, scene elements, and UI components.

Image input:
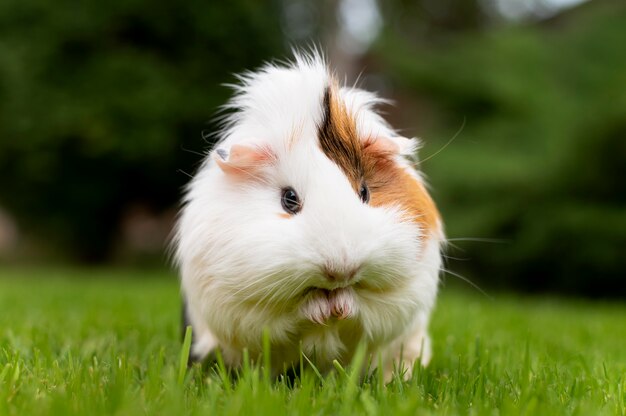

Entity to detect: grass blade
[178,325,192,386]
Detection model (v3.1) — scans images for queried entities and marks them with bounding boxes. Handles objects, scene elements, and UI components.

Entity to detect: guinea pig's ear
[366,136,417,156]
[212,143,275,176]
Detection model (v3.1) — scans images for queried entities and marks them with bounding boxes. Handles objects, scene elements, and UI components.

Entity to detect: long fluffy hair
[174,52,443,377]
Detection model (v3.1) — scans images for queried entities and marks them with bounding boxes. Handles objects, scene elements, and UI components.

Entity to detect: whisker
[238,267,306,309]
[233,274,288,303]
[420,117,466,164]
[177,169,193,179]
[254,271,308,316]
[225,164,274,186]
[180,145,207,157]
[441,268,492,300]
[444,241,466,252]
[447,237,508,244]
[442,253,470,261]
[222,268,296,304]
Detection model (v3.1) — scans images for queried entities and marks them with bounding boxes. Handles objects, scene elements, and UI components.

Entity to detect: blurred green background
[0,0,624,297]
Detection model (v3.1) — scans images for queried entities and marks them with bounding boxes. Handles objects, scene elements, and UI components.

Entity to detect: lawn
[1,268,624,415]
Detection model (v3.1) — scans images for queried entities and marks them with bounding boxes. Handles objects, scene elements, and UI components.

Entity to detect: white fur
[174,53,443,378]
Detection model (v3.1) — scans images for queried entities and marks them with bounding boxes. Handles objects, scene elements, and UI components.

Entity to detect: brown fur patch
[363,140,439,236]
[317,84,363,190]
[317,83,439,236]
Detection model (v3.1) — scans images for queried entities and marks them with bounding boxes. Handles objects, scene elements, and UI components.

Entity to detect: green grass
[1,268,624,415]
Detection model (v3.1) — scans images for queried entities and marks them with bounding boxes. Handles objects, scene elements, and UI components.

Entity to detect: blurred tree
[0,0,285,260]
[378,0,489,42]
[374,0,626,295]
[0,0,623,297]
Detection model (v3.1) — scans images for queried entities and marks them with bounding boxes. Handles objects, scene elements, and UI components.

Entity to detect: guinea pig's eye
[281,187,302,214]
[359,183,370,204]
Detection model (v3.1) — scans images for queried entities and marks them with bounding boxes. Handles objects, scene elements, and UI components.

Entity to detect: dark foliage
[0,0,285,260]
[375,1,626,296]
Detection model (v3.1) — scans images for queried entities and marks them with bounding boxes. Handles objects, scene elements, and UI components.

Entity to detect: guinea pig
[174,52,443,379]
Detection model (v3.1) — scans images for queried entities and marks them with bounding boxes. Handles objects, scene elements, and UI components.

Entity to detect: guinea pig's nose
[323,265,360,282]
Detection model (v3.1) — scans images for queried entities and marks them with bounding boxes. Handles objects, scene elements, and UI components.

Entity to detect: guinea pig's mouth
[300,286,357,323]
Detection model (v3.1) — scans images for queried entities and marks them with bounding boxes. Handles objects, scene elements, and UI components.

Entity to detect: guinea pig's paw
[329,288,355,320]
[383,357,418,383]
[301,290,332,325]
[383,331,432,382]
